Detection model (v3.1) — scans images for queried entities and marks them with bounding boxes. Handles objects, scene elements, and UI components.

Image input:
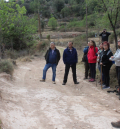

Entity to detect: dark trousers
[84,61,90,78]
[63,64,77,83]
[102,66,111,86]
[116,66,120,94]
[89,63,96,79]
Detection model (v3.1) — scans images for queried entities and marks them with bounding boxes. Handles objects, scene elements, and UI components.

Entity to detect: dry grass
[18,56,32,62]
[0,120,2,129]
[110,65,118,88]
[0,59,14,76]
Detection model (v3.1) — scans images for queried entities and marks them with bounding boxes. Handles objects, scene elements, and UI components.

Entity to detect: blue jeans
[42,63,57,81]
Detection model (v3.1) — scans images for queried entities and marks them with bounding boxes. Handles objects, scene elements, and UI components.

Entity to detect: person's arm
[45,50,48,60]
[99,32,103,36]
[107,32,111,36]
[92,47,98,60]
[76,49,78,63]
[110,51,120,61]
[57,50,61,62]
[63,50,66,64]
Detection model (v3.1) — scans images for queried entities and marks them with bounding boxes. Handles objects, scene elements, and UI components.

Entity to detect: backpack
[82,47,89,62]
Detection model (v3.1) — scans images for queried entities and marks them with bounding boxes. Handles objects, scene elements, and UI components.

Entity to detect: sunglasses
[118,41,120,42]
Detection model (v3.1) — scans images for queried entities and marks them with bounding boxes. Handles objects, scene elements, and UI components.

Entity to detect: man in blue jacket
[62,41,79,85]
[40,42,60,84]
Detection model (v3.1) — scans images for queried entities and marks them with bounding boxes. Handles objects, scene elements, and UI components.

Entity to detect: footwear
[116,91,120,95]
[40,79,45,82]
[83,77,88,80]
[74,82,79,84]
[102,84,106,87]
[89,79,95,82]
[111,121,120,128]
[89,78,93,82]
[102,86,110,89]
[62,82,66,85]
[53,81,56,84]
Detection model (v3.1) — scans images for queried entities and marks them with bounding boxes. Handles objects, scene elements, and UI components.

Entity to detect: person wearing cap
[99,29,111,42]
[40,42,60,84]
[62,41,79,85]
[100,41,113,89]
[110,39,120,96]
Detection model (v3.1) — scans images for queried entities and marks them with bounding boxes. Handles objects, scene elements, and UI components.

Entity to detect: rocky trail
[0,47,120,129]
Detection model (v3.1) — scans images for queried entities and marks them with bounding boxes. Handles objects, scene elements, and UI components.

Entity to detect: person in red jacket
[87,40,98,82]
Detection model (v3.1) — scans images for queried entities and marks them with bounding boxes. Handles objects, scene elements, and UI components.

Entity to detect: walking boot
[111,121,120,128]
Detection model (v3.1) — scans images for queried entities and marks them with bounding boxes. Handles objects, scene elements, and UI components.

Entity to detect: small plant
[48,15,57,30]
[0,60,14,75]
[47,35,51,41]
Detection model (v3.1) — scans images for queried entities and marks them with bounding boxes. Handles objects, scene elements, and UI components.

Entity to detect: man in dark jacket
[99,29,111,42]
[62,42,79,85]
[40,42,60,84]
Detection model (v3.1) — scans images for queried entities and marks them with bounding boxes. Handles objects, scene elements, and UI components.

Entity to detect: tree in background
[100,0,120,50]
[0,0,37,50]
[53,0,64,13]
[48,15,57,30]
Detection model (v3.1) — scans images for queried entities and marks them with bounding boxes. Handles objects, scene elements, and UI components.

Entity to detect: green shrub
[0,1,37,51]
[109,33,115,44]
[47,35,51,41]
[73,36,86,49]
[0,60,14,75]
[48,16,58,30]
[88,32,95,37]
[58,25,66,32]
[72,32,96,49]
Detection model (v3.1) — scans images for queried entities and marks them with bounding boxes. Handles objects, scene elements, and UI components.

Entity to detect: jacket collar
[67,47,74,50]
[90,46,94,48]
[49,47,56,51]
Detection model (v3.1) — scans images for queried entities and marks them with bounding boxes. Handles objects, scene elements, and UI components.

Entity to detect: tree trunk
[113,28,118,50]
[86,3,88,44]
[38,9,42,40]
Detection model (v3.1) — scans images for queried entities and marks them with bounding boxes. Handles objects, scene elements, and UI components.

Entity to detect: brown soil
[0,47,120,129]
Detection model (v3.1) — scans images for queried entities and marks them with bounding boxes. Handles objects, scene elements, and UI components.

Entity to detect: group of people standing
[83,29,114,89]
[40,28,120,93]
[40,41,79,85]
[39,29,120,128]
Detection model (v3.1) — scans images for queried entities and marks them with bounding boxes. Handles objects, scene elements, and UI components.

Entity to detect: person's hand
[100,63,103,65]
[97,52,100,54]
[111,56,114,59]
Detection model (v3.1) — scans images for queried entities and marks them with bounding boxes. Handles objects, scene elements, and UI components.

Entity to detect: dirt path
[0,47,120,129]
